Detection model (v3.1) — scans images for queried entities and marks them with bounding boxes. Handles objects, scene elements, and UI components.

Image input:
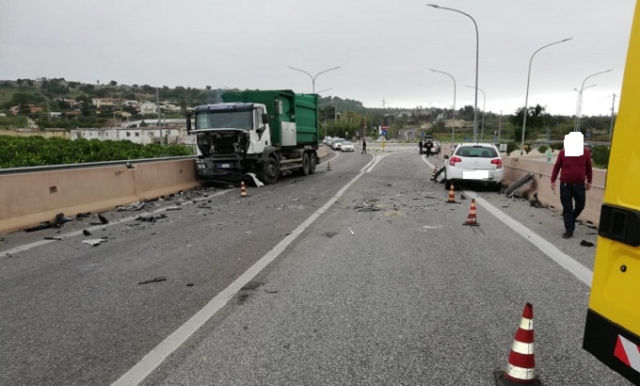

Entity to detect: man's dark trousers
[559,182,586,234]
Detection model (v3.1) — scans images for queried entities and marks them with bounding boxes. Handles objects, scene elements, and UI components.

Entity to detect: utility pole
[156,88,162,145]
[609,93,616,141]
[334,100,337,122]
[498,110,502,141]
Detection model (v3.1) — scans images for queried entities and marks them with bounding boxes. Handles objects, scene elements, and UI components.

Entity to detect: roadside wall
[0,160,199,234]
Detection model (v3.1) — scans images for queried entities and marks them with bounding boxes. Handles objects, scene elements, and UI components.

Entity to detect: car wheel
[301,153,311,176]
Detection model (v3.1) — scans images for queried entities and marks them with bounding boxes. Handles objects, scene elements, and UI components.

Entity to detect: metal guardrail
[0,156,198,175]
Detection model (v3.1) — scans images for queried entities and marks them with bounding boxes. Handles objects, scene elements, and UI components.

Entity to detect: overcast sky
[1,0,636,116]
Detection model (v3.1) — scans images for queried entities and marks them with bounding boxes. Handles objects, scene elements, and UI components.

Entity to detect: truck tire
[261,157,280,185]
[302,153,311,176]
[309,152,317,174]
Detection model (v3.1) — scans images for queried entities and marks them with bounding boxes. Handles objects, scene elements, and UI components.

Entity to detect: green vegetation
[0,136,193,168]
[591,145,611,169]
[538,145,549,154]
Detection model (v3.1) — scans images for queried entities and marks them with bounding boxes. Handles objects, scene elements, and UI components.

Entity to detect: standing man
[418,139,423,155]
[425,139,433,157]
[550,146,593,238]
[361,138,367,154]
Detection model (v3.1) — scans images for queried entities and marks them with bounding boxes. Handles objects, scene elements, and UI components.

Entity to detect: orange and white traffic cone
[430,165,438,181]
[240,181,248,197]
[446,182,456,203]
[494,303,542,385]
[463,198,479,226]
[327,161,331,171]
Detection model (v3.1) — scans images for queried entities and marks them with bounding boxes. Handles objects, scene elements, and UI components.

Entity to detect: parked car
[341,141,355,152]
[331,138,345,150]
[423,140,440,154]
[443,143,503,191]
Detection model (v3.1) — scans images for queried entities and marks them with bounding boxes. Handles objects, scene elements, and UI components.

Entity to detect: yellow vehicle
[582,2,640,384]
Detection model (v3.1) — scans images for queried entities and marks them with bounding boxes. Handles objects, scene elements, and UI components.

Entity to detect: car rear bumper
[446,166,504,184]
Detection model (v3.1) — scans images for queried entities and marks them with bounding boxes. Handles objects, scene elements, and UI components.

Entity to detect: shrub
[591,145,610,168]
[506,142,518,154]
[538,145,549,154]
[551,142,564,151]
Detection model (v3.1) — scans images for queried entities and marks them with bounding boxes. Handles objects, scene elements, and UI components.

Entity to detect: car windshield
[196,111,253,130]
[343,142,352,145]
[455,146,498,158]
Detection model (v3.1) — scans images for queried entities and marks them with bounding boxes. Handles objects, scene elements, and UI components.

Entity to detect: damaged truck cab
[187,90,320,185]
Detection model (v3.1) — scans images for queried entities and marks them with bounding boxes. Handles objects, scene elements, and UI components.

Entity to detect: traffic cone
[327,161,331,171]
[430,165,438,181]
[446,182,456,203]
[240,181,248,197]
[463,199,479,226]
[494,303,542,385]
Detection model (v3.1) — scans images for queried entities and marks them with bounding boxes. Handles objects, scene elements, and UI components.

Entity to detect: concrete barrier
[501,156,605,227]
[317,146,328,158]
[0,160,200,234]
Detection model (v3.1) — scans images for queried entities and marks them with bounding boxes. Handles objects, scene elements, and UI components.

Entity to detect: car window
[455,146,497,158]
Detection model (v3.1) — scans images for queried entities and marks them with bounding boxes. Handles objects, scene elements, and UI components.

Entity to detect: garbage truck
[187,90,320,185]
[582,1,640,384]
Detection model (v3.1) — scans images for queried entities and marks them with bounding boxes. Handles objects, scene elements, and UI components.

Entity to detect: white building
[140,102,158,115]
[69,126,193,145]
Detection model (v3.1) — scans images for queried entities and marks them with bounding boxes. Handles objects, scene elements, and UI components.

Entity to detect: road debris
[24,221,58,232]
[187,283,194,287]
[55,213,74,225]
[98,213,109,224]
[76,212,92,220]
[83,230,92,236]
[264,289,279,294]
[348,226,355,235]
[82,238,108,247]
[353,202,381,212]
[44,236,63,240]
[136,213,167,222]
[116,201,146,211]
[580,240,595,247]
[138,276,167,285]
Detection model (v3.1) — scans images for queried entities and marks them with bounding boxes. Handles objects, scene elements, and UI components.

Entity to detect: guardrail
[0,155,198,175]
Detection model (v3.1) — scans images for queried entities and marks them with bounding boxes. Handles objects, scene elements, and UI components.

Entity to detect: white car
[331,139,345,150]
[341,141,355,152]
[443,143,503,191]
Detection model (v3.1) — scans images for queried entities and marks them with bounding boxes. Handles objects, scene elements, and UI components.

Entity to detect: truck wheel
[261,157,279,185]
[309,153,317,174]
[302,153,311,176]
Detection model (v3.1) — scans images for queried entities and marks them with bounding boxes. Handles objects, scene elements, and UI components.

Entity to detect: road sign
[499,144,507,152]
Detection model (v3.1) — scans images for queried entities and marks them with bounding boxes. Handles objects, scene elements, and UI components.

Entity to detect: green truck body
[187,90,320,185]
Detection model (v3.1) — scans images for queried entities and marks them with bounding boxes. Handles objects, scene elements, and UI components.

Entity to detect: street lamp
[466,85,485,141]
[430,69,456,145]
[316,88,333,94]
[287,66,341,94]
[573,84,596,127]
[427,4,479,142]
[520,38,573,155]
[575,69,613,132]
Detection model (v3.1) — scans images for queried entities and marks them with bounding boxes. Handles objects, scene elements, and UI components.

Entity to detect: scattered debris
[580,240,595,247]
[460,193,467,200]
[98,213,109,224]
[138,276,167,285]
[353,202,381,212]
[530,193,544,208]
[83,230,92,236]
[76,212,92,220]
[502,205,509,208]
[44,236,63,241]
[264,289,279,294]
[24,221,58,232]
[348,226,355,235]
[82,238,108,247]
[166,206,183,211]
[136,213,167,222]
[242,281,264,291]
[116,202,146,212]
[187,283,194,287]
[325,231,338,238]
[55,213,74,225]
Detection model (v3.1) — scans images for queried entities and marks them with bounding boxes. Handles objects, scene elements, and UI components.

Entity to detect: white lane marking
[323,149,341,164]
[0,189,233,258]
[421,157,594,287]
[110,154,380,386]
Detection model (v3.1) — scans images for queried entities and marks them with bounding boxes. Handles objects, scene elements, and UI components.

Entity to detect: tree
[511,104,546,141]
[110,80,118,86]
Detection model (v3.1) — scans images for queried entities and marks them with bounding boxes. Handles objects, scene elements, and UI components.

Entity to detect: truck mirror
[186,115,192,134]
[257,125,266,133]
[262,113,269,124]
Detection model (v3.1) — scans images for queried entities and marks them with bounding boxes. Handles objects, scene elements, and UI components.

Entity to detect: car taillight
[449,156,462,166]
[491,159,503,169]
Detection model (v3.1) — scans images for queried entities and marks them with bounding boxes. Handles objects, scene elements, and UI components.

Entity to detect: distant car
[341,141,355,152]
[423,140,440,154]
[331,139,345,150]
[443,143,503,191]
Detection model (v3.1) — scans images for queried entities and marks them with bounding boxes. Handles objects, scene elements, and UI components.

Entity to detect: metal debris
[138,276,167,285]
[83,230,92,236]
[44,236,63,241]
[116,201,146,212]
[98,214,109,224]
[136,213,167,222]
[580,240,595,247]
[348,226,355,235]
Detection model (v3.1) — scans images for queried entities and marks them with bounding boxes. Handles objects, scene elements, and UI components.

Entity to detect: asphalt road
[0,147,632,385]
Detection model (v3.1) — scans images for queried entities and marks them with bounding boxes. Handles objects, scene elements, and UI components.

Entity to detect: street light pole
[430,69,456,145]
[573,84,596,132]
[288,66,341,94]
[427,4,479,142]
[575,69,613,132]
[520,38,573,155]
[466,85,485,141]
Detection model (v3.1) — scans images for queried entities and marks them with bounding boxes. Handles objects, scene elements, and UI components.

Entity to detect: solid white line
[420,156,594,287]
[0,189,233,258]
[323,149,341,164]
[110,154,380,386]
